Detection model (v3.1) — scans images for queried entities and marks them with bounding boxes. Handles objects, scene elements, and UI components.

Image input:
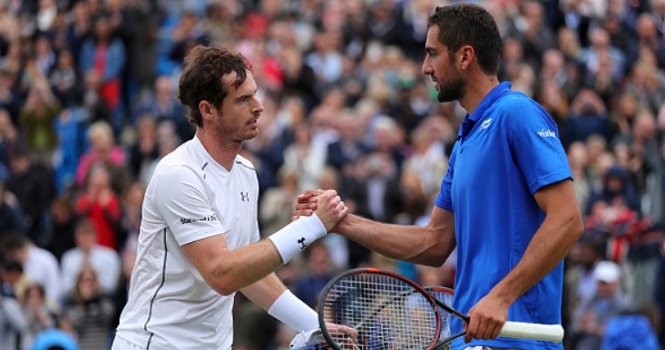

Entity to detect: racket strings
[322,273,440,349]
[428,289,453,340]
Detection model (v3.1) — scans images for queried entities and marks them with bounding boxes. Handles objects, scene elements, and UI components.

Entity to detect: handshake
[283,190,357,350]
[292,189,348,232]
[268,189,349,268]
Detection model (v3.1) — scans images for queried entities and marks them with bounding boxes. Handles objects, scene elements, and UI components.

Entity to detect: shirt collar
[457,82,512,140]
[192,135,229,174]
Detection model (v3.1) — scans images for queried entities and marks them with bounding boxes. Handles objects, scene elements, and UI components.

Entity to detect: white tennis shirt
[115,136,260,350]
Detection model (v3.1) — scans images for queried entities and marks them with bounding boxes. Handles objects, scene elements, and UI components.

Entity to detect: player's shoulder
[494,90,538,113]
[151,142,206,183]
[494,91,551,125]
[155,140,204,171]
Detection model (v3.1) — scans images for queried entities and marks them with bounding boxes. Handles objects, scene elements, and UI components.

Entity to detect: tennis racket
[424,286,454,350]
[318,268,564,350]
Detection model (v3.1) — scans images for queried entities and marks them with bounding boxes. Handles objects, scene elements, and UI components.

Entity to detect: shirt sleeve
[152,165,225,246]
[506,99,572,194]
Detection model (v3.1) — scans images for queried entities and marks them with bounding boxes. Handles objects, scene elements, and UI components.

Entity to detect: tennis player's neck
[196,132,241,171]
[461,76,500,115]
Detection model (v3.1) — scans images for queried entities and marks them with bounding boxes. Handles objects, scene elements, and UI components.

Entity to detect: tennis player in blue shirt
[296,3,584,350]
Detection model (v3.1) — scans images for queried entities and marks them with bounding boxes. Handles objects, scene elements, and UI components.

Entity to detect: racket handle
[499,322,564,343]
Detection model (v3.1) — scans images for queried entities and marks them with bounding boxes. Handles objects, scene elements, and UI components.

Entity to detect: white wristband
[268,290,319,332]
[268,213,326,264]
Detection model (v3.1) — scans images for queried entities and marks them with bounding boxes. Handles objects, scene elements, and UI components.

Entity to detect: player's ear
[199,101,215,121]
[458,45,474,70]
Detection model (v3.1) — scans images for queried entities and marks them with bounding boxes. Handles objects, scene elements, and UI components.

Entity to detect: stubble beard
[231,128,258,144]
[436,74,465,103]
[221,118,259,144]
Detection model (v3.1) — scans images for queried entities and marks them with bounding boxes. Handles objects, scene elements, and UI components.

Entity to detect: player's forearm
[241,273,287,310]
[336,214,453,266]
[205,215,327,295]
[207,240,285,296]
[243,274,320,333]
[489,212,584,305]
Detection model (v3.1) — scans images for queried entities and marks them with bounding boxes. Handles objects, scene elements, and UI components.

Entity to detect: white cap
[593,260,621,283]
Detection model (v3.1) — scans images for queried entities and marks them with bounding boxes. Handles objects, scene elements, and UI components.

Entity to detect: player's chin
[242,132,259,141]
[244,128,259,139]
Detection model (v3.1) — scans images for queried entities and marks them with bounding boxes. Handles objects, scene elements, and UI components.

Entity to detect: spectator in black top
[325,111,369,178]
[44,196,78,262]
[0,181,26,238]
[552,0,592,48]
[278,45,319,114]
[126,114,158,184]
[0,109,22,180]
[132,75,191,142]
[48,49,80,108]
[5,150,54,244]
[0,69,23,125]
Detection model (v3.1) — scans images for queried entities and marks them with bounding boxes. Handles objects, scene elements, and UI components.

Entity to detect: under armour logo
[240,192,249,201]
[297,237,307,249]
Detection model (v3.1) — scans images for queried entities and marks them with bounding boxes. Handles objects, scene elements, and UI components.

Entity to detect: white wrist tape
[268,213,326,264]
[268,290,319,332]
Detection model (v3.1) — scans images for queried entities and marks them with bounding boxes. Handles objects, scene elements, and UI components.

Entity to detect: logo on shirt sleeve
[180,214,218,225]
[537,129,557,138]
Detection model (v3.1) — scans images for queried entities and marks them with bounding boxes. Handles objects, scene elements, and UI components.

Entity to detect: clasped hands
[295,189,346,231]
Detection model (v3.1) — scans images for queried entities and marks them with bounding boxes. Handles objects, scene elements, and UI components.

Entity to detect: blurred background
[0,0,663,349]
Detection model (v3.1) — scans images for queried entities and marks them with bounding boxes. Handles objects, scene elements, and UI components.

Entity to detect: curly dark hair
[428,4,502,75]
[177,45,251,127]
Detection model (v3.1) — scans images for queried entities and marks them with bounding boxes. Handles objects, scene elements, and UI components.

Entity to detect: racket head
[424,287,454,339]
[424,286,455,350]
[318,268,442,350]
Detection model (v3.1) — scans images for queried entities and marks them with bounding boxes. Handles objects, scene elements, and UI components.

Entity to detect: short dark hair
[0,233,28,254]
[177,45,252,127]
[428,4,502,75]
[2,259,23,272]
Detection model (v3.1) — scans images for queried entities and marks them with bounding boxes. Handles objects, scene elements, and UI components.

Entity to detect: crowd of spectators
[0,0,664,349]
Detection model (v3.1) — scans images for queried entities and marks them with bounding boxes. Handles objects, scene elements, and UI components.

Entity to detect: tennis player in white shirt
[112,45,354,350]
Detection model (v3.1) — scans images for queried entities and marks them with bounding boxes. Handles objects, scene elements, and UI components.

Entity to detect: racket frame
[318,267,443,350]
[318,268,564,348]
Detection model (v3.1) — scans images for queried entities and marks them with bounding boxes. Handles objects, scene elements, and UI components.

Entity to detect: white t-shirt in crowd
[115,136,260,350]
[61,245,121,296]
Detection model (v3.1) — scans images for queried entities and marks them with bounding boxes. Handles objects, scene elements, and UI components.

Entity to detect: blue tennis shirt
[434,82,571,350]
